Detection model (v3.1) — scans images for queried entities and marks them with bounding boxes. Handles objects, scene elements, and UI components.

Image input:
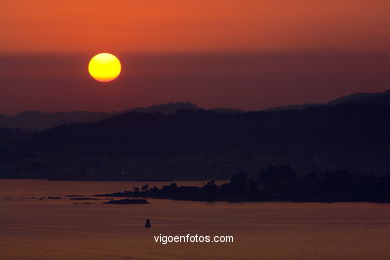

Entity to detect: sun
[88,53,121,82]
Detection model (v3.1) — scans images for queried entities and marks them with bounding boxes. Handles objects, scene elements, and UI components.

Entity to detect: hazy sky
[0,1,389,113]
[1,0,389,53]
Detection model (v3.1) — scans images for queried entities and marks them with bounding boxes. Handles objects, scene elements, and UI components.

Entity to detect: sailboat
[145,218,151,228]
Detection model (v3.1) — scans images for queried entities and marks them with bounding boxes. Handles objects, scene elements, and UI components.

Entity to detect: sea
[1,179,390,260]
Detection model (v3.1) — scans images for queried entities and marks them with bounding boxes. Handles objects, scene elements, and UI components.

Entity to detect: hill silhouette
[0,89,389,180]
[0,111,110,130]
[0,102,201,130]
[327,89,390,106]
[1,89,389,129]
[125,102,201,114]
[267,89,390,111]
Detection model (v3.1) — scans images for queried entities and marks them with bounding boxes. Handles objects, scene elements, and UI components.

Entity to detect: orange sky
[0,1,390,114]
[1,0,390,53]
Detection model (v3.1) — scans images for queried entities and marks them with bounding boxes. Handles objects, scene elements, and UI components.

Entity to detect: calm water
[1,179,390,260]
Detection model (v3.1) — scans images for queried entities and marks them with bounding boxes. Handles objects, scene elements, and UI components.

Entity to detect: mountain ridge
[1,99,387,180]
[0,89,389,130]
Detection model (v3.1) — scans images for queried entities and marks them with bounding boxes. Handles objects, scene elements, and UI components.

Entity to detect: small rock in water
[104,199,148,204]
[47,196,61,199]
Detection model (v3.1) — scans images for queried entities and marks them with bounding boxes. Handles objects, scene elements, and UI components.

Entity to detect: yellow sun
[88,53,121,82]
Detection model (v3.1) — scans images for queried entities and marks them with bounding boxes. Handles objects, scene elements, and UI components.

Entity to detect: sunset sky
[0,0,389,113]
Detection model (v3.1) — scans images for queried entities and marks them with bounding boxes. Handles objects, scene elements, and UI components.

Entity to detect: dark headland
[97,165,390,203]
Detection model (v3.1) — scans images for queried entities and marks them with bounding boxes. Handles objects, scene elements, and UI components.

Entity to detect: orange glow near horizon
[88,53,121,82]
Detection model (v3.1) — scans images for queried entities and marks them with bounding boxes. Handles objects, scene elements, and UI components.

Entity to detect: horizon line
[1,88,388,116]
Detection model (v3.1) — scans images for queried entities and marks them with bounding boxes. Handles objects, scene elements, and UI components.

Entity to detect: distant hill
[327,89,390,106]
[0,101,386,180]
[124,102,242,114]
[0,89,389,180]
[268,89,390,111]
[0,103,201,130]
[0,111,110,130]
[2,89,388,129]
[266,103,321,111]
[125,102,201,114]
